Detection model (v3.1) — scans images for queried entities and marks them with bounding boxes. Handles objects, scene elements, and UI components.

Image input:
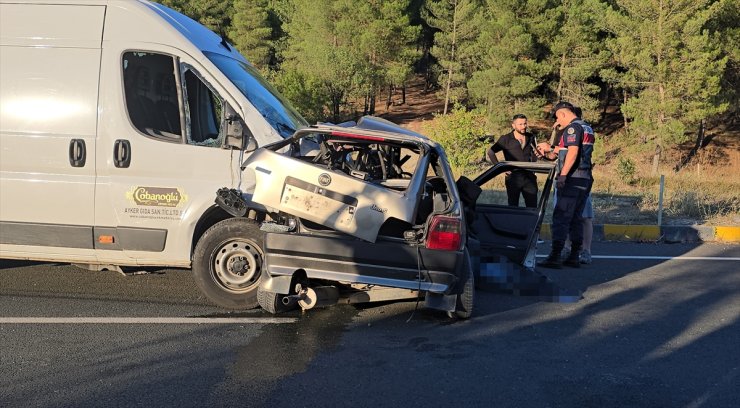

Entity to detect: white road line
[536,255,740,261]
[0,317,297,324]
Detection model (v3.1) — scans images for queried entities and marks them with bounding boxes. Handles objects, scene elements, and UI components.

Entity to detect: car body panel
[242,122,442,243]
[264,232,462,293]
[244,148,420,243]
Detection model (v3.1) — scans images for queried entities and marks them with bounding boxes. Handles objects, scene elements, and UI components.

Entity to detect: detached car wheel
[193,218,264,309]
[448,251,475,319]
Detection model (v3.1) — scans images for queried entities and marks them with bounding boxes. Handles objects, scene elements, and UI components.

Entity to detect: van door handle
[69,139,86,167]
[114,139,131,168]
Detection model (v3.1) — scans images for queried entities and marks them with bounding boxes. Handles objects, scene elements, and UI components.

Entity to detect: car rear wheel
[193,218,264,309]
[448,250,474,319]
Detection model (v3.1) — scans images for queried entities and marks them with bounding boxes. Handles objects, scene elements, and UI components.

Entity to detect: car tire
[448,251,475,319]
[257,289,294,314]
[192,217,264,309]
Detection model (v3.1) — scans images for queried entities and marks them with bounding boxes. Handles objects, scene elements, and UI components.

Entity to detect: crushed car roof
[270,116,442,150]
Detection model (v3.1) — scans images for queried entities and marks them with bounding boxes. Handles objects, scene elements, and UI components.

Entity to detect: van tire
[192,217,264,309]
[448,251,474,319]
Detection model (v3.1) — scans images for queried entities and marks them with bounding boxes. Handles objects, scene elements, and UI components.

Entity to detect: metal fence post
[657,175,665,226]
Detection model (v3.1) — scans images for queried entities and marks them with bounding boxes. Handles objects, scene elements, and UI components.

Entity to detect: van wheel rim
[212,239,260,292]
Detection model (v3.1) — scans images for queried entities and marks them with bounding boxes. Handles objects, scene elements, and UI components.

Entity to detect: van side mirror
[223,104,252,150]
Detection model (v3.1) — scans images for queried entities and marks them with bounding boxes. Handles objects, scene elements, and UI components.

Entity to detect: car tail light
[425,215,462,251]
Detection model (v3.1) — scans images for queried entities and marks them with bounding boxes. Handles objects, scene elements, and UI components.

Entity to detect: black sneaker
[563,257,581,268]
[538,256,562,269]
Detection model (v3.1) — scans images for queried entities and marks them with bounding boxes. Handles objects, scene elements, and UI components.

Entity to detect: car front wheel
[193,218,264,309]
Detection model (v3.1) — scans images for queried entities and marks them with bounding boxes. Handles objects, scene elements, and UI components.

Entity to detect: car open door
[467,161,556,272]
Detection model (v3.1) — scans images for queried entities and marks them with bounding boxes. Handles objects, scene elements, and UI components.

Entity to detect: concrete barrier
[539,224,740,243]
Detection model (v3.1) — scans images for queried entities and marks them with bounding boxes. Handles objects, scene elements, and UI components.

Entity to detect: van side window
[182,68,224,147]
[122,52,182,139]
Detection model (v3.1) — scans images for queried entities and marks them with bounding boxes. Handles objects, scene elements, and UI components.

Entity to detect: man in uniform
[536,102,594,268]
[486,114,541,208]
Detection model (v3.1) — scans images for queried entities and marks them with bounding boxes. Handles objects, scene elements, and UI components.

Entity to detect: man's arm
[485,137,504,164]
[486,146,499,164]
[560,146,580,176]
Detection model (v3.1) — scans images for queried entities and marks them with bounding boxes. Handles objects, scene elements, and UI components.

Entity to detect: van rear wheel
[193,218,264,309]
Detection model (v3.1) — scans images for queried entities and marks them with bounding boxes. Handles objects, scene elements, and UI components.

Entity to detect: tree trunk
[444,0,459,115]
[401,83,406,105]
[443,70,452,114]
[369,92,376,115]
[332,93,341,123]
[623,89,629,130]
[557,53,566,100]
[652,143,662,175]
[386,85,393,111]
[601,84,610,117]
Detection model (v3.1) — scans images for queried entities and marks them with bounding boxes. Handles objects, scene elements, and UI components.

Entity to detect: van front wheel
[193,218,264,309]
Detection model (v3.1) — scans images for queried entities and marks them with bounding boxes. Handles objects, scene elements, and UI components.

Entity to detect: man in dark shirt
[486,114,540,207]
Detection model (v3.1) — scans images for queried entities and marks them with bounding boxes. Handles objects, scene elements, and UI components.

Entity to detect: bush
[617,157,637,185]
[420,105,488,176]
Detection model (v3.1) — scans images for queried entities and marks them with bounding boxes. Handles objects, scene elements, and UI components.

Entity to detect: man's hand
[537,142,550,155]
[556,174,566,189]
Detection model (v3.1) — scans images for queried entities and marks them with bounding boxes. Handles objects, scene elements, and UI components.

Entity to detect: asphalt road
[1,242,738,408]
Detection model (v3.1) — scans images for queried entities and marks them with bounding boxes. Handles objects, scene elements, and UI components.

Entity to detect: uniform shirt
[488,131,537,163]
[558,119,594,179]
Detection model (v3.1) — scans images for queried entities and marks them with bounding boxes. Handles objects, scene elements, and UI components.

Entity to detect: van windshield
[205,52,308,138]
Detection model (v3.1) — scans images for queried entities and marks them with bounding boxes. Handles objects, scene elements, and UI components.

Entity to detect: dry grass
[591,135,740,226]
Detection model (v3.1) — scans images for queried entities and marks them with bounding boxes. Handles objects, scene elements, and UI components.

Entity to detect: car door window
[477,170,545,209]
[122,52,182,140]
[182,67,224,147]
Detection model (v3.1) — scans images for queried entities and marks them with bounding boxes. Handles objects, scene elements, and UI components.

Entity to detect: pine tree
[547,0,610,121]
[467,0,549,134]
[422,0,481,114]
[157,0,233,34]
[279,0,361,122]
[277,0,420,122]
[228,0,273,70]
[348,0,421,114]
[603,0,728,173]
[708,0,740,125]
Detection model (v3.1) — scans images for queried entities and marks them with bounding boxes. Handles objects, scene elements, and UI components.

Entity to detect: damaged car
[194,116,556,318]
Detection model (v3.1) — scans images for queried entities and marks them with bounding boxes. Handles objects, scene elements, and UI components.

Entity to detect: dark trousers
[505,171,538,208]
[552,177,592,243]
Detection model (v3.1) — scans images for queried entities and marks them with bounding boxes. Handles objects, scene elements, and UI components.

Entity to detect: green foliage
[278,0,420,121]
[272,70,328,124]
[158,0,233,33]
[150,0,737,174]
[467,0,549,135]
[708,0,740,120]
[228,0,273,70]
[421,105,488,174]
[603,0,728,157]
[422,0,481,113]
[616,157,636,185]
[547,0,610,121]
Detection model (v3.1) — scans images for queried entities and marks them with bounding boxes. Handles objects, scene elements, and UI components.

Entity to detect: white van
[0,0,307,307]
